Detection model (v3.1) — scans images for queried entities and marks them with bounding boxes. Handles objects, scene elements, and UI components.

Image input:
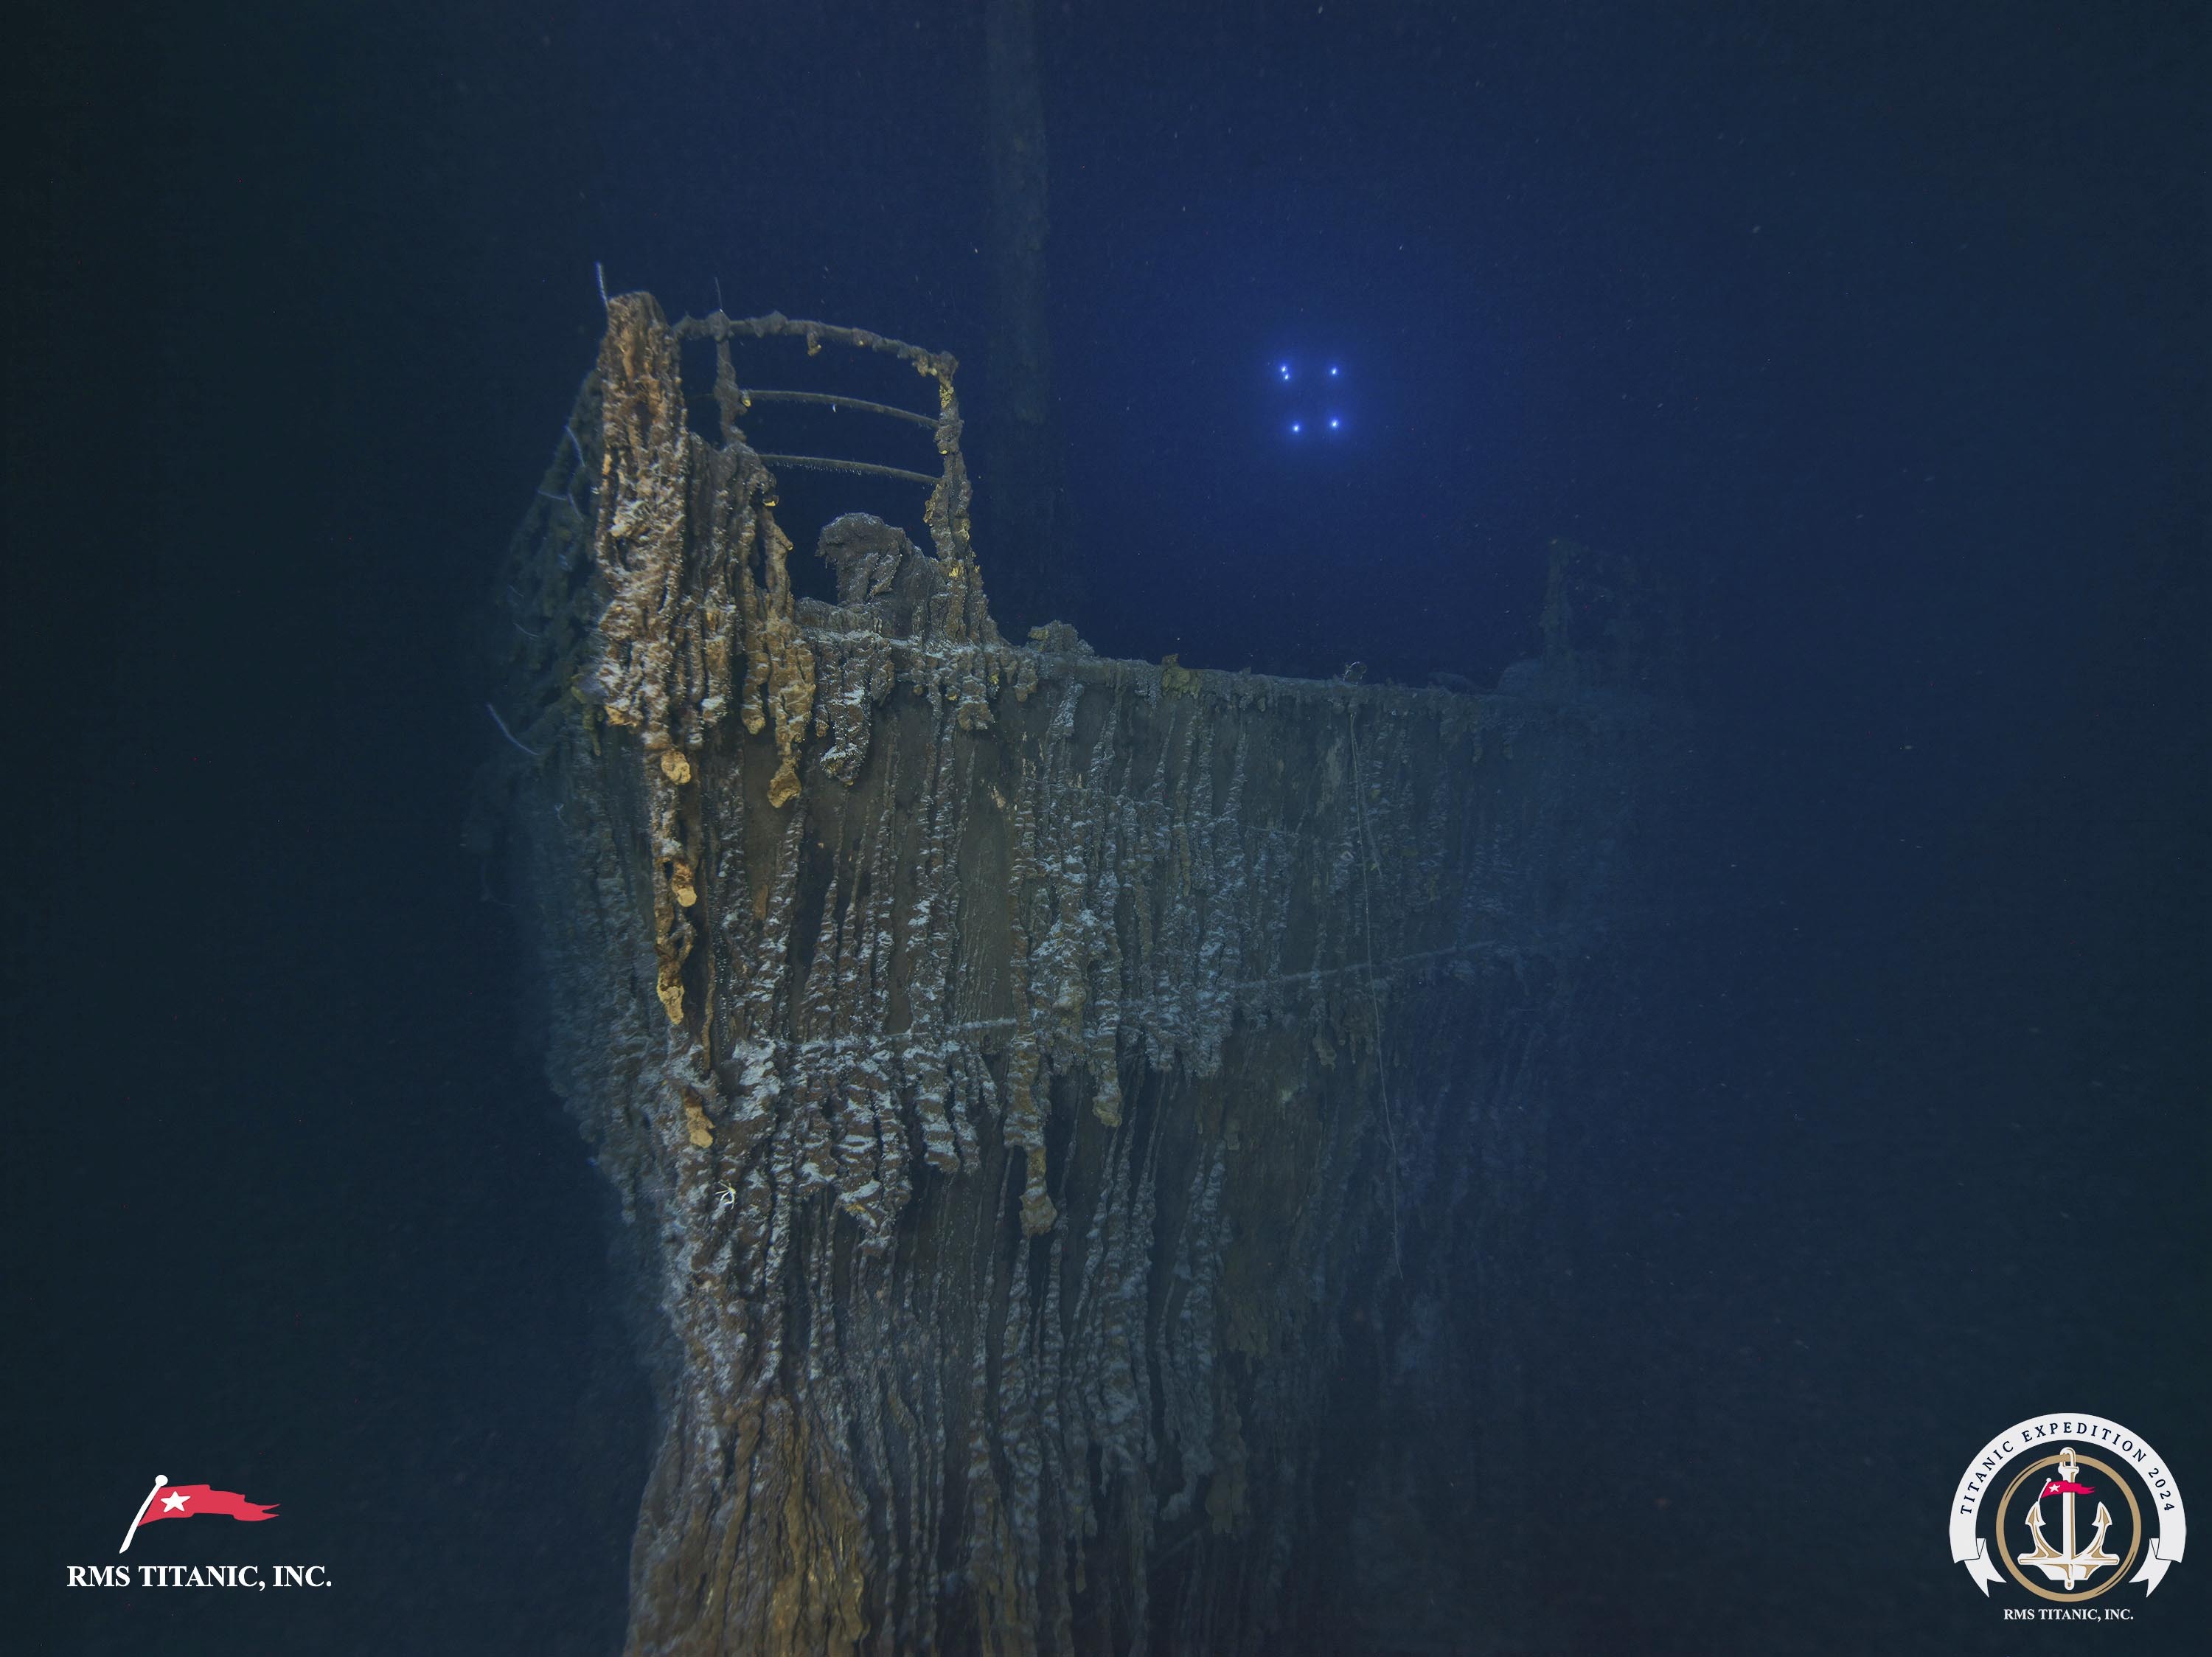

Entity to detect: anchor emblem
[2016,1447,2122,1591]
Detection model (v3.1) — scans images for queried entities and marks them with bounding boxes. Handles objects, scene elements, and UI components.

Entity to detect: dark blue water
[11,2,2203,1650]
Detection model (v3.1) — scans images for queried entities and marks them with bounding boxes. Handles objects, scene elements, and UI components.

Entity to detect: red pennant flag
[119,1476,278,1552]
[2039,1478,2096,1498]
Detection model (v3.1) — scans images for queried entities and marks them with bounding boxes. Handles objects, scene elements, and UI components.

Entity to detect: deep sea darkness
[8,1,2205,1652]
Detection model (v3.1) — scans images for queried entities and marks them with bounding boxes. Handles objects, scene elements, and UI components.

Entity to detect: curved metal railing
[671,310,976,569]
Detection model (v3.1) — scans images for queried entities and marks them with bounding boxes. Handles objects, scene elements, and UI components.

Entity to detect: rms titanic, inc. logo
[63,1475,328,1593]
[1950,1414,2188,1618]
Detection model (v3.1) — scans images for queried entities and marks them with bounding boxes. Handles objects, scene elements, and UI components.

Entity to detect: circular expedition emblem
[1950,1414,2186,1603]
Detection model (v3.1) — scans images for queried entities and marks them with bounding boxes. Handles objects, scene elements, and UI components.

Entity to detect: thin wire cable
[1344,689,1405,1281]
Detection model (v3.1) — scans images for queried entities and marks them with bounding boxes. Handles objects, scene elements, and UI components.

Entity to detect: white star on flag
[117,1476,278,1552]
